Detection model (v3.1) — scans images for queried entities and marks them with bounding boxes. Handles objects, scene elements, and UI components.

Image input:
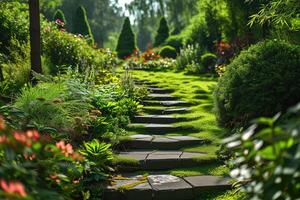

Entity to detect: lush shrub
[225,104,300,199]
[185,62,205,74]
[154,17,170,47]
[165,35,184,52]
[116,17,136,59]
[0,117,113,199]
[175,44,203,71]
[73,6,94,45]
[53,9,66,24]
[201,53,217,69]
[214,40,300,128]
[159,46,177,59]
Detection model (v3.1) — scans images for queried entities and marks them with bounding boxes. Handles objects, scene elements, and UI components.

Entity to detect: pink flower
[0,179,27,197]
[13,131,31,147]
[26,130,40,141]
[56,140,74,157]
[0,135,8,143]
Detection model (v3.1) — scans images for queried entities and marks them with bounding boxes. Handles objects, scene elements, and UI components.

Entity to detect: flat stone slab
[146,94,178,101]
[143,107,190,115]
[148,87,174,94]
[116,151,207,171]
[183,176,232,192]
[128,123,182,134]
[103,175,232,200]
[124,135,206,150]
[149,175,193,200]
[143,100,192,107]
[133,115,184,124]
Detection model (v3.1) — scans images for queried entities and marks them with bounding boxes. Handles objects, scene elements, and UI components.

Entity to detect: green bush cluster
[154,17,170,47]
[53,9,66,24]
[201,53,217,68]
[116,17,136,59]
[214,40,300,127]
[159,46,177,59]
[164,35,184,52]
[175,44,203,71]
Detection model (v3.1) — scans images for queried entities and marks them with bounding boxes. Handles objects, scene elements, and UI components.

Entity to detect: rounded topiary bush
[165,35,184,52]
[159,46,177,59]
[214,40,300,128]
[201,53,217,68]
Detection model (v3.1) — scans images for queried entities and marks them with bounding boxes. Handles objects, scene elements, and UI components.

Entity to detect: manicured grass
[169,164,230,177]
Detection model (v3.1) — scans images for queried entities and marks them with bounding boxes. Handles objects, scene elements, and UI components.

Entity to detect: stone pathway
[105,80,231,199]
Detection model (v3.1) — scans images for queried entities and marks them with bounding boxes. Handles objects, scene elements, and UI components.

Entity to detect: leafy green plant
[201,53,217,71]
[159,46,177,59]
[214,40,300,128]
[176,44,203,71]
[53,9,66,24]
[164,35,184,52]
[116,17,136,59]
[225,103,300,200]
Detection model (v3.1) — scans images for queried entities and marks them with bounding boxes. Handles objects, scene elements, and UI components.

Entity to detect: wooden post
[29,0,42,80]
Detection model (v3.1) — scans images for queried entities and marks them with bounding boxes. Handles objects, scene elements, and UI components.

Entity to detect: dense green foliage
[53,9,66,24]
[175,44,202,71]
[73,6,94,45]
[116,17,136,59]
[164,35,184,52]
[159,46,177,59]
[226,104,300,199]
[214,40,300,127]
[201,53,217,69]
[154,17,170,47]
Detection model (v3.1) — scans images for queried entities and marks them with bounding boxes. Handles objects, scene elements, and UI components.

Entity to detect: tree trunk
[29,0,42,81]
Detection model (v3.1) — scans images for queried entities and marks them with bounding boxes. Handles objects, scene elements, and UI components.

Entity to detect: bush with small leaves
[159,46,177,59]
[214,40,300,128]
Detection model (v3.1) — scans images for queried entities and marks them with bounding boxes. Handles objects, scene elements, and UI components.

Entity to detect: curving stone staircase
[104,80,231,200]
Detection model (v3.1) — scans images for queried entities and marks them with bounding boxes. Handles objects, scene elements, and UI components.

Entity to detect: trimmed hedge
[116,17,136,59]
[159,46,177,59]
[73,6,94,45]
[154,17,170,47]
[214,40,300,127]
[165,35,184,52]
[201,53,217,68]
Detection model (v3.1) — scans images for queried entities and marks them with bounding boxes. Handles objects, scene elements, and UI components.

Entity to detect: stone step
[148,87,174,94]
[143,107,190,115]
[122,135,207,150]
[114,150,214,171]
[143,100,192,107]
[104,175,231,200]
[132,115,185,124]
[146,94,178,101]
[128,123,187,134]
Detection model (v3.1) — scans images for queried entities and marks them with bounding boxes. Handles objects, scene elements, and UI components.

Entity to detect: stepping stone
[148,87,174,94]
[143,100,192,107]
[115,151,207,171]
[103,175,232,200]
[148,175,193,200]
[128,123,183,134]
[124,135,206,150]
[146,94,178,101]
[133,115,184,124]
[103,175,152,200]
[142,107,190,115]
[183,176,232,193]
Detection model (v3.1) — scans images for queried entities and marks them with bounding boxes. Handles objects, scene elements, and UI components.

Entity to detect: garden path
[104,78,232,200]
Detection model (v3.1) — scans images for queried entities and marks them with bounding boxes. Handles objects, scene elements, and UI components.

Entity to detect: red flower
[56,140,74,157]
[13,131,31,147]
[0,116,5,130]
[0,135,8,144]
[0,179,27,197]
[26,130,40,141]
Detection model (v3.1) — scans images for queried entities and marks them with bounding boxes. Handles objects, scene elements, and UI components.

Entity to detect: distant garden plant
[53,9,66,25]
[73,6,94,45]
[154,17,170,47]
[159,46,177,59]
[116,17,137,59]
[214,40,300,128]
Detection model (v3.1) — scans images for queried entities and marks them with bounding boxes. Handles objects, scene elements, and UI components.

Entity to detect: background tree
[53,9,66,24]
[154,17,169,47]
[73,5,94,45]
[29,0,42,78]
[116,17,136,59]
